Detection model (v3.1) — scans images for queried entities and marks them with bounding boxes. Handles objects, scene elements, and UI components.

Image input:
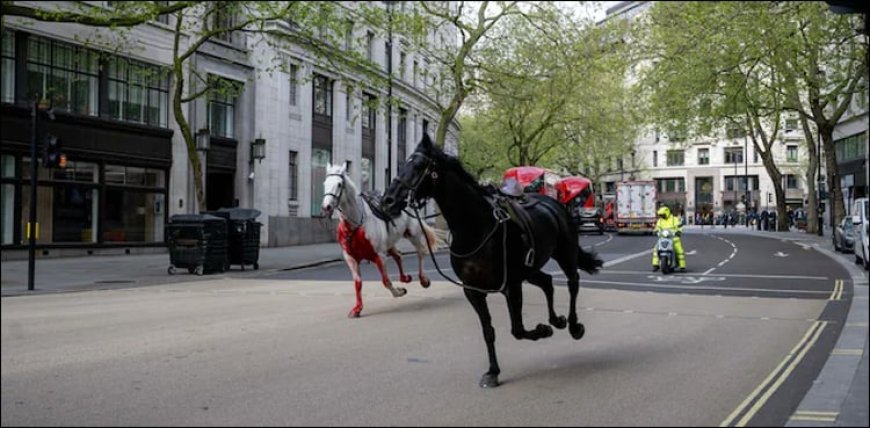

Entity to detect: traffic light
[41,135,66,168]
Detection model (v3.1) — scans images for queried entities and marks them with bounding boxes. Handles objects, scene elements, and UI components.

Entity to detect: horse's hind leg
[505,282,554,341]
[387,247,413,283]
[464,288,501,388]
[554,253,586,340]
[374,255,407,297]
[527,270,567,329]
[343,252,364,318]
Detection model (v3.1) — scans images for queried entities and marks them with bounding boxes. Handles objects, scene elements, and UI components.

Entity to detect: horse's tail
[578,246,604,275]
[420,221,440,254]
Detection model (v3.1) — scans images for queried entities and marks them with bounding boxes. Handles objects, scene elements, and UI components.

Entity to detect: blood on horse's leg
[374,255,407,298]
[388,248,413,283]
[344,252,364,318]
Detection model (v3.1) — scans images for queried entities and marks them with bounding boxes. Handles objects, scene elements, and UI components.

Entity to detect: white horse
[321,163,438,318]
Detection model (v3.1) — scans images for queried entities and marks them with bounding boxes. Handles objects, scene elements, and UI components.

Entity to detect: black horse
[382,134,603,388]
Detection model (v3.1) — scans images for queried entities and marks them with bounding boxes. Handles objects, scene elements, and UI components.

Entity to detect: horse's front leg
[387,247,413,283]
[416,250,431,288]
[373,255,407,298]
[464,288,500,388]
[526,270,566,329]
[343,252,364,318]
[505,282,553,341]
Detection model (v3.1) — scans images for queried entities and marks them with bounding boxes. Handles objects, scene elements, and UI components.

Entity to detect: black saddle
[360,191,398,229]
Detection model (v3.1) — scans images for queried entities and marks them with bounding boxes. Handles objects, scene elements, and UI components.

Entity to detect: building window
[361,156,374,192]
[311,148,331,217]
[27,35,99,116]
[154,1,170,24]
[726,125,745,140]
[724,147,744,164]
[413,60,419,87]
[669,131,685,143]
[399,50,406,80]
[725,175,759,192]
[345,20,354,51]
[1,30,14,103]
[784,174,800,189]
[103,165,165,243]
[1,154,15,244]
[656,177,685,193]
[398,108,408,163]
[313,74,332,117]
[208,78,240,138]
[212,3,236,44]
[366,31,375,61]
[698,148,709,165]
[754,148,759,163]
[653,150,658,167]
[666,150,684,166]
[422,118,429,135]
[617,158,624,171]
[288,63,298,106]
[288,150,298,202]
[785,118,798,132]
[346,88,354,122]
[786,145,798,162]
[835,133,867,162]
[108,56,170,127]
[362,93,376,129]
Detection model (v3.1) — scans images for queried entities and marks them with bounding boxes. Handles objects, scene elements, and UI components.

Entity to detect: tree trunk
[758,143,789,232]
[172,63,206,213]
[799,116,819,234]
[820,124,845,230]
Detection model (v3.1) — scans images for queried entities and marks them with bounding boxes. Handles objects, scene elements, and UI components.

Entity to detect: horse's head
[383,133,439,217]
[321,163,348,218]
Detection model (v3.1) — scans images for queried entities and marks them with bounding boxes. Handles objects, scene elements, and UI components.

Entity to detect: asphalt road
[1,229,853,426]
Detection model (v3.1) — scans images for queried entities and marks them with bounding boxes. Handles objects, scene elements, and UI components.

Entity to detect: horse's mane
[423,135,494,198]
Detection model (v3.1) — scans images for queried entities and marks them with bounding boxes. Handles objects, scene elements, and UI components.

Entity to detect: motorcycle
[656,229,677,274]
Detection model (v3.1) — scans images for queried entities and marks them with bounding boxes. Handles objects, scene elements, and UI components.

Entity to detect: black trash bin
[166,214,229,275]
[210,208,262,271]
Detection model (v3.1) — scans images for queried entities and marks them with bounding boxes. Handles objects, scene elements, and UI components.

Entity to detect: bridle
[396,152,438,210]
[325,172,364,226]
[398,151,510,294]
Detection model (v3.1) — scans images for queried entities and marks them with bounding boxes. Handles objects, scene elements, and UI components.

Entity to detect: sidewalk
[0,239,421,297]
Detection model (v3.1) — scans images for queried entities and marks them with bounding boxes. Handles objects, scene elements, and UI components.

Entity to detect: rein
[404,153,510,294]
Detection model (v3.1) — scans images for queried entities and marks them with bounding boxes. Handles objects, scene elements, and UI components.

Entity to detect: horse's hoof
[348,310,361,319]
[535,324,554,338]
[570,323,585,340]
[421,277,431,288]
[391,287,408,298]
[400,274,413,283]
[479,373,500,388]
[551,315,567,329]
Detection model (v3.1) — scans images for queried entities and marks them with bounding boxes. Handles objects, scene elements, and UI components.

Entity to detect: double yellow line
[828,279,844,300]
[720,320,828,427]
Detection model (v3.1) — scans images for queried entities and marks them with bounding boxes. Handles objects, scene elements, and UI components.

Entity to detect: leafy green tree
[637,1,866,231]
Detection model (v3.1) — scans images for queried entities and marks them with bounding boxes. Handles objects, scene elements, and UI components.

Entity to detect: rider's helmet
[657,206,671,219]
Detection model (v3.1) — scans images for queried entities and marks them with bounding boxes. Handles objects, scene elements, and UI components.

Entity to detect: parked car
[853,197,869,270]
[832,216,856,253]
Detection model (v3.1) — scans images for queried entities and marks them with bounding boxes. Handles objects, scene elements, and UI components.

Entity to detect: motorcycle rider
[652,205,687,272]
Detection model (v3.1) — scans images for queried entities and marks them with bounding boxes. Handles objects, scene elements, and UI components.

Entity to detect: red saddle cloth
[337,219,379,262]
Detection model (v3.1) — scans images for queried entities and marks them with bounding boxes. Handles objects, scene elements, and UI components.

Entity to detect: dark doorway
[207,172,235,211]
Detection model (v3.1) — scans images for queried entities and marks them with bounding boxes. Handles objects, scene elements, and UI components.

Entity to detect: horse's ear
[420,133,433,149]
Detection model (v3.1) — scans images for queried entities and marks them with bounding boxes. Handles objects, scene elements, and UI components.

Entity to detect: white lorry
[615,181,658,235]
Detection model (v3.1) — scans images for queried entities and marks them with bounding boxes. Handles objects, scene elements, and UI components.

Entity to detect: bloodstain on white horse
[321,163,438,318]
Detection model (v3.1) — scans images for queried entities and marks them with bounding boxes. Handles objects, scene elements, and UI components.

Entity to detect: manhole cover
[94,280,136,284]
